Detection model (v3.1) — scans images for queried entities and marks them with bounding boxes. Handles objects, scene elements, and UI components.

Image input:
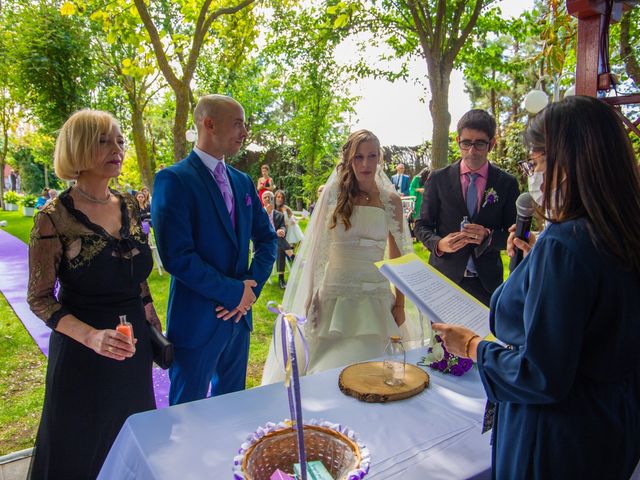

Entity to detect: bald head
[194,95,240,128]
[193,95,247,159]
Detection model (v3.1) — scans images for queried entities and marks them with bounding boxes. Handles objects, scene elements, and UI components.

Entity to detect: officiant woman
[432,96,640,479]
[27,110,159,479]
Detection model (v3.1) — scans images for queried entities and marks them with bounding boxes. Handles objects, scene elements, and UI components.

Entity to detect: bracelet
[465,334,480,358]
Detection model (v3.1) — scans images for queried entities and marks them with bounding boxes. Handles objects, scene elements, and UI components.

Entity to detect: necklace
[75,186,111,205]
[359,190,373,202]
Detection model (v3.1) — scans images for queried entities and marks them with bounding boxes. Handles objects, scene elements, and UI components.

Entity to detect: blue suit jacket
[391,173,410,196]
[151,151,277,349]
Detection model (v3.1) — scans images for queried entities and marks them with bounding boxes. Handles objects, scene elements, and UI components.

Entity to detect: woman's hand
[86,328,136,360]
[392,304,406,327]
[145,302,162,333]
[431,323,480,361]
[506,224,537,258]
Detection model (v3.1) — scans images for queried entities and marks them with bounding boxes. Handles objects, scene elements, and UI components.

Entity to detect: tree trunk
[131,102,154,192]
[429,70,452,169]
[173,85,190,162]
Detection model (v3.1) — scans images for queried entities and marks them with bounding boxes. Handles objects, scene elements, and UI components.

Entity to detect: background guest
[35,188,50,210]
[275,189,304,249]
[433,96,640,479]
[390,163,410,196]
[136,191,151,222]
[408,167,430,237]
[27,109,159,479]
[257,164,274,205]
[409,167,430,222]
[262,190,292,289]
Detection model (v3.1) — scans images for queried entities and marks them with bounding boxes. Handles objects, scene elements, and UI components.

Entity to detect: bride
[262,130,421,384]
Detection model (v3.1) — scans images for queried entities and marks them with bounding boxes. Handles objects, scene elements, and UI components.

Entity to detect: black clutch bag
[148,323,174,370]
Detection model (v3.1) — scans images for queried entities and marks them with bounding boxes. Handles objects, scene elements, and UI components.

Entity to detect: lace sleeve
[139,281,153,305]
[27,212,70,329]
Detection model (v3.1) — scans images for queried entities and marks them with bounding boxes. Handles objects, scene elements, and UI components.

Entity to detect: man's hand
[215,279,257,323]
[276,228,285,238]
[437,232,469,253]
[461,223,488,245]
[506,224,536,258]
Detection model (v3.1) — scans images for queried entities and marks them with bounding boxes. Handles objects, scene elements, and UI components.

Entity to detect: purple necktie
[213,162,235,229]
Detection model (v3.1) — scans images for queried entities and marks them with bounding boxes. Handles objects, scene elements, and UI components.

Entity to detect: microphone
[509,192,535,273]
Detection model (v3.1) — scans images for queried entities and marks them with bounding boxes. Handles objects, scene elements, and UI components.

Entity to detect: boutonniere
[482,188,499,207]
[245,193,252,207]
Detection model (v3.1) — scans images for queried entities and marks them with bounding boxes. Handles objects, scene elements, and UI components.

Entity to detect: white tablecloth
[98,349,492,479]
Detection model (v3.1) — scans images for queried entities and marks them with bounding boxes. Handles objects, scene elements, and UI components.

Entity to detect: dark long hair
[526,95,640,271]
[330,129,381,230]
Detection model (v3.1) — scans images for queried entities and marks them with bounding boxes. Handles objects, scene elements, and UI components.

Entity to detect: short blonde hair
[54,110,119,180]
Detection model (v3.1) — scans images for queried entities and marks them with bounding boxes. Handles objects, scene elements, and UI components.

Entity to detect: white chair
[145,224,163,276]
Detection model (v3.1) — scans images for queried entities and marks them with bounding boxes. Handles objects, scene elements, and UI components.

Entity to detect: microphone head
[515,192,536,217]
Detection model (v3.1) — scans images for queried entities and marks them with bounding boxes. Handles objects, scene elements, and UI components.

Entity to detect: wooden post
[566,0,627,96]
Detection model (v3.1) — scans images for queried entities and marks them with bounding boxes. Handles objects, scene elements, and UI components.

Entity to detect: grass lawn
[0,209,509,455]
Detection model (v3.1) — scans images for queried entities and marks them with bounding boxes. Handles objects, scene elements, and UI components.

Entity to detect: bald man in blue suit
[152,95,277,405]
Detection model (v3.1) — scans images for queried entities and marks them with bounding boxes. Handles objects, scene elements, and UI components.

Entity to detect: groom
[152,95,277,405]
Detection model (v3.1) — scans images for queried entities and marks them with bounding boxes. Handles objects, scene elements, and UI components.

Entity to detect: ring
[107,346,112,353]
[475,234,478,239]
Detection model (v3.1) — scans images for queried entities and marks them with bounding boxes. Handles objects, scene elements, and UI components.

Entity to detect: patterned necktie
[213,162,235,229]
[466,173,479,217]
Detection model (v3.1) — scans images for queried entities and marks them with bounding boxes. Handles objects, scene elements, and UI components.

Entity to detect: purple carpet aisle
[0,228,170,408]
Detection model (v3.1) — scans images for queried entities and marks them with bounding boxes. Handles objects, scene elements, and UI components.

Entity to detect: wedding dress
[261,165,422,385]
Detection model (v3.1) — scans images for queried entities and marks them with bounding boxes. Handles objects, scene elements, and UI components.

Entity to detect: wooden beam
[602,94,640,106]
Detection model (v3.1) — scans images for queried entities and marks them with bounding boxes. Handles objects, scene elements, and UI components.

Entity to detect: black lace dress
[27,189,156,479]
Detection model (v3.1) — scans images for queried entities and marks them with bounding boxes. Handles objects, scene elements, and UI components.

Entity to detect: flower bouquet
[233,302,370,480]
[419,335,473,376]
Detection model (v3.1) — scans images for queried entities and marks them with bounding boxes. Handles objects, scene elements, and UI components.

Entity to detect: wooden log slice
[338,361,429,403]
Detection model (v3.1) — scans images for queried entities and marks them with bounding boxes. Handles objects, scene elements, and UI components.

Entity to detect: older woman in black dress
[27,110,160,479]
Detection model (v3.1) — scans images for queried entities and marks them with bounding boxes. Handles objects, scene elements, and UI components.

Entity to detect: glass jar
[383,336,406,386]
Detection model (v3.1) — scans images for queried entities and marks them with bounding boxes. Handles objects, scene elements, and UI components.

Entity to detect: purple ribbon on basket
[267,301,310,480]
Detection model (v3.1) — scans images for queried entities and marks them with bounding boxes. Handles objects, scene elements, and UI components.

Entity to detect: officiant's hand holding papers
[432,323,480,362]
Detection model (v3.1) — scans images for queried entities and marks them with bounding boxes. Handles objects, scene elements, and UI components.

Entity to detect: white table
[99,349,492,479]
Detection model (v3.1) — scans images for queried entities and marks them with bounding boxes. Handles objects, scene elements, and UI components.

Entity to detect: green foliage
[3,190,21,204]
[11,147,62,195]
[261,1,355,199]
[117,153,143,191]
[18,194,37,208]
[10,2,96,134]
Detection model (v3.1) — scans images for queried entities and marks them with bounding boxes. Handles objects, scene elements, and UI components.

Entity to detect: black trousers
[276,237,291,274]
[460,277,492,307]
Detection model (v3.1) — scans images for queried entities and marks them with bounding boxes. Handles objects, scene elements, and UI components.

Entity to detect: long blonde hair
[330,129,381,230]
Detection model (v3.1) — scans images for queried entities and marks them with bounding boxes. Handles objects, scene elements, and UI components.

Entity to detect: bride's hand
[391,305,405,327]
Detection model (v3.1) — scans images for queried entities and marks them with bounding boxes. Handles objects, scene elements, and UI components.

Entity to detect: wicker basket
[242,424,361,480]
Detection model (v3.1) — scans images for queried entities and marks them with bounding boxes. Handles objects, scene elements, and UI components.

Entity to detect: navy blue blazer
[478,219,640,478]
[391,173,410,196]
[151,151,277,349]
